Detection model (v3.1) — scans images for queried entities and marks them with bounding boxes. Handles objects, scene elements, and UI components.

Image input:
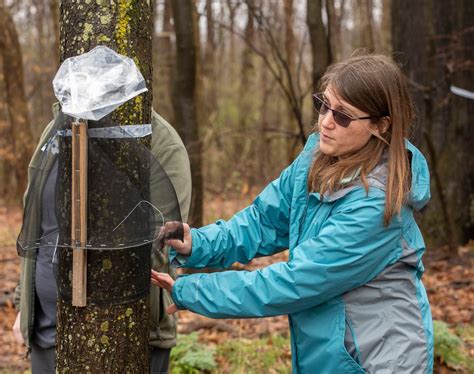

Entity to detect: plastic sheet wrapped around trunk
[16,111,183,305]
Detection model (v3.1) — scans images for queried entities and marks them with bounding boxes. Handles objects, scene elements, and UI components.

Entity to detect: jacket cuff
[171,277,187,310]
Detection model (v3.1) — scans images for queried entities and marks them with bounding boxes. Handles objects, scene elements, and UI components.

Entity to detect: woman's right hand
[159,222,192,256]
[12,311,24,345]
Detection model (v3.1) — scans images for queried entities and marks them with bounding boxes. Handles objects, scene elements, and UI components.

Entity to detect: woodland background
[0,0,472,373]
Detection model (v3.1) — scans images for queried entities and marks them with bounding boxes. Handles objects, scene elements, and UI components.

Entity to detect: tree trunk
[154,0,174,121]
[50,0,60,66]
[0,2,33,200]
[205,0,215,64]
[392,0,474,250]
[307,0,331,91]
[326,0,340,62]
[56,1,153,372]
[171,0,202,227]
[0,61,14,199]
[354,0,374,51]
[234,0,256,176]
[380,0,391,54]
[283,0,298,161]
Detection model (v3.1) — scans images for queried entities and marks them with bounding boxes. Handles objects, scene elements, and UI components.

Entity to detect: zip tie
[450,85,474,100]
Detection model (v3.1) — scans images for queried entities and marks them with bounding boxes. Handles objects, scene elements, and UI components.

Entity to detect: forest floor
[0,199,472,373]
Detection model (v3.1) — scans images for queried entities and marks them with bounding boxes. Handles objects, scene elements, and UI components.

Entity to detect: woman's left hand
[151,270,178,314]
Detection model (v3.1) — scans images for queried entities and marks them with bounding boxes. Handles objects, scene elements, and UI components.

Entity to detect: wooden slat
[71,121,88,307]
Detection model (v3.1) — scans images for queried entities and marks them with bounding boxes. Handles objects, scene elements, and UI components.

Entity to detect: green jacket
[14,105,191,350]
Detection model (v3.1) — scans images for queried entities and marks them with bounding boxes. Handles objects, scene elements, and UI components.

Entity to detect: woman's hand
[159,222,192,256]
[151,270,178,314]
[12,311,24,345]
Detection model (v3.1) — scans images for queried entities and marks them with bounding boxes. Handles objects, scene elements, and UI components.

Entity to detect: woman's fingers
[150,271,174,293]
[12,312,24,345]
[150,271,181,314]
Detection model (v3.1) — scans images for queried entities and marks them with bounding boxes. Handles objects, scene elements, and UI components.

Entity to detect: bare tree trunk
[50,0,60,66]
[259,62,272,182]
[205,0,215,64]
[0,2,34,199]
[33,0,46,123]
[392,0,474,251]
[307,0,331,91]
[380,0,391,54]
[226,0,239,62]
[283,0,298,161]
[326,0,343,61]
[354,0,374,51]
[234,0,256,176]
[171,0,202,227]
[0,62,14,199]
[56,0,153,372]
[154,0,174,121]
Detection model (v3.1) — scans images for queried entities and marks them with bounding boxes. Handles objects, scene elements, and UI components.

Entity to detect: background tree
[307,0,331,92]
[0,2,33,200]
[392,0,474,251]
[171,0,203,227]
[55,0,153,372]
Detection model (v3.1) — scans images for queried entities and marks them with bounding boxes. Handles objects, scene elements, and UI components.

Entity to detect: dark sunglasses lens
[333,111,351,128]
[313,96,328,114]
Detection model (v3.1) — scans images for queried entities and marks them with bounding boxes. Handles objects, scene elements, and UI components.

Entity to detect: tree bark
[50,0,60,66]
[307,0,331,91]
[154,0,174,121]
[354,0,374,51]
[392,0,474,250]
[0,2,34,199]
[171,0,202,227]
[380,0,391,54]
[205,0,215,64]
[326,0,342,62]
[56,1,153,372]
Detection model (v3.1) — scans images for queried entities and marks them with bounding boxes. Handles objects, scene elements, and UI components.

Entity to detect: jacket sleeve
[170,149,307,269]
[171,189,403,318]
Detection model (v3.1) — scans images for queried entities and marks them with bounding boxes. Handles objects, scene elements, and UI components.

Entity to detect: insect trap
[17,46,183,307]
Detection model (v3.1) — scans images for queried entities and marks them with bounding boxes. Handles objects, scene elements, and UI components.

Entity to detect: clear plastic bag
[52,45,147,121]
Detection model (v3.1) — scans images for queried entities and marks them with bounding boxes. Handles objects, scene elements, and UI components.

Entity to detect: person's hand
[158,222,192,256]
[12,311,24,345]
[151,270,178,314]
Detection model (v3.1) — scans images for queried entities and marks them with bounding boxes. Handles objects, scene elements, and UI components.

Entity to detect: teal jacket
[171,134,433,373]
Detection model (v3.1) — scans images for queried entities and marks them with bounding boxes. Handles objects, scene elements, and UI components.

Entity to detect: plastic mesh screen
[16,111,183,305]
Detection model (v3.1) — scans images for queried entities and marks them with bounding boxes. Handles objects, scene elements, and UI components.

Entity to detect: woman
[153,55,433,373]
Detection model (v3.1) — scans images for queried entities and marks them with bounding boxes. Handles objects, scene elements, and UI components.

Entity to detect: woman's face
[318,86,378,158]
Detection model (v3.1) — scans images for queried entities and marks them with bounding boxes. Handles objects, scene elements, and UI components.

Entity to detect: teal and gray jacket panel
[171,133,433,373]
[14,106,191,350]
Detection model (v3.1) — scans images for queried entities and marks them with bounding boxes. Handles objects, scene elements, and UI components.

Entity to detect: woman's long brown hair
[308,54,414,226]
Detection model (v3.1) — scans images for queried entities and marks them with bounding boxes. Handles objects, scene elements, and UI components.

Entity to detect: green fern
[170,333,217,374]
[434,320,474,372]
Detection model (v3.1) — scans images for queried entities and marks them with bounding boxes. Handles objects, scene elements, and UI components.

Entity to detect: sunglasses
[312,93,376,128]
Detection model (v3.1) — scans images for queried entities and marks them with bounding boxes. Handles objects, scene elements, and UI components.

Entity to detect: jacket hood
[405,140,431,211]
[353,140,431,211]
[309,134,431,210]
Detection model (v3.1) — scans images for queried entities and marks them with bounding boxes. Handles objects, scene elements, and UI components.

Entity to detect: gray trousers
[30,342,171,374]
